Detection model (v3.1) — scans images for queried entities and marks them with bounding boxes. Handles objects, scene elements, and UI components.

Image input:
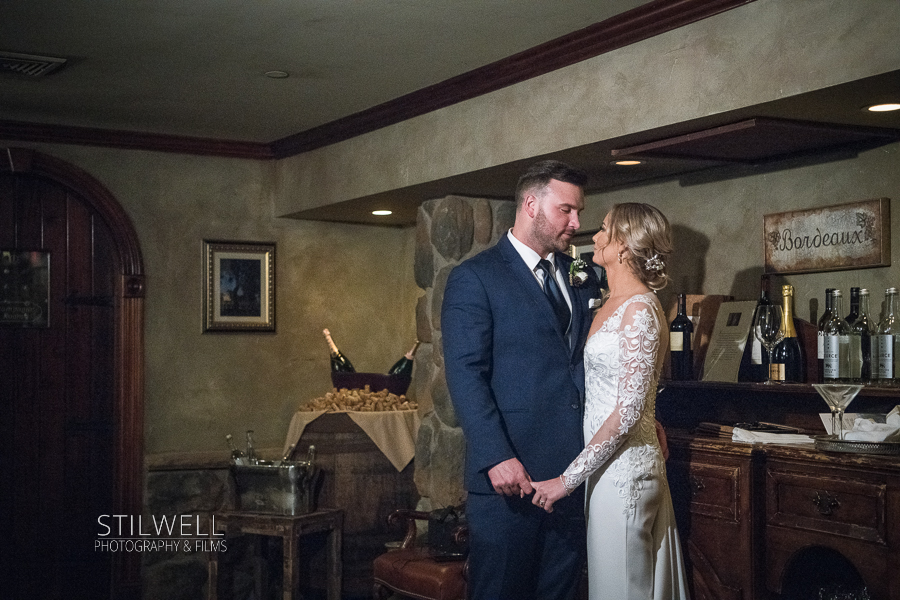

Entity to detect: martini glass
[813,384,863,440]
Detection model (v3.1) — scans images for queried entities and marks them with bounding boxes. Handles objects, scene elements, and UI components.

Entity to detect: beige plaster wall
[274,0,900,215]
[580,141,900,323]
[1,140,419,455]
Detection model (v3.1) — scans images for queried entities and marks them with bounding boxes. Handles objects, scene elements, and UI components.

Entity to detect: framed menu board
[0,249,50,327]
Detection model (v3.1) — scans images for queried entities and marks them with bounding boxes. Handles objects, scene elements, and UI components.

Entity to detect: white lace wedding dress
[563,293,690,600]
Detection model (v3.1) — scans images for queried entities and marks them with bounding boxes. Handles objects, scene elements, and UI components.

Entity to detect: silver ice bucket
[232,452,319,515]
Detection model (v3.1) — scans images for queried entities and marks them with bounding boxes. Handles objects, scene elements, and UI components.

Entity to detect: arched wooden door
[0,148,144,600]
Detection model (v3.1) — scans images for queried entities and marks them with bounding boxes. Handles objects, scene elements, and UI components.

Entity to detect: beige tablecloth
[283,409,420,472]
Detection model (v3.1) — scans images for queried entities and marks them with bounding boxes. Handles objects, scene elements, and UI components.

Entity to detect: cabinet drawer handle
[689,475,705,496]
[812,491,840,516]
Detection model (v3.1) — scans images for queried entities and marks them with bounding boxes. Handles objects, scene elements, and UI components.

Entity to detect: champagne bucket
[330,372,410,396]
[232,454,319,515]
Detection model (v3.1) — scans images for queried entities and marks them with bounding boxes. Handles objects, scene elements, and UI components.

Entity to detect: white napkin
[844,406,900,442]
[732,428,814,444]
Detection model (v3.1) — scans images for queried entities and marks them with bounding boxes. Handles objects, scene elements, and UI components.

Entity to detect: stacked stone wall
[412,196,515,509]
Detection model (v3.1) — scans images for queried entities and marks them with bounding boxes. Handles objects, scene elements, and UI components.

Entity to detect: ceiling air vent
[0,51,66,77]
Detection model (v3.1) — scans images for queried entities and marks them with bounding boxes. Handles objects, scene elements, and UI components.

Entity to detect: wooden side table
[208,509,343,600]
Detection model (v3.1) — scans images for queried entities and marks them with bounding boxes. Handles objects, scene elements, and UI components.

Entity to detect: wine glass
[813,384,863,440]
[754,305,784,384]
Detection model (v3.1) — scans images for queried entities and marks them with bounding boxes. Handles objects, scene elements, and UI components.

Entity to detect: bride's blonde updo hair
[606,203,673,291]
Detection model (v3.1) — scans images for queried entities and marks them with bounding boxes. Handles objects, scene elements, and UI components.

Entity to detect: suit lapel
[556,252,583,355]
[497,237,569,345]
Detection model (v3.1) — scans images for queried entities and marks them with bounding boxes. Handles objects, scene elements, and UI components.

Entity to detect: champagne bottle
[874,287,899,385]
[225,434,246,466]
[845,287,860,324]
[848,288,873,383]
[816,288,835,384]
[739,275,771,382]
[771,285,805,383]
[323,328,356,373]
[823,290,850,382]
[388,340,420,377]
[669,293,694,380]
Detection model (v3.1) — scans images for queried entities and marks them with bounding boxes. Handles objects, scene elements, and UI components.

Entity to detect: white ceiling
[0,0,647,143]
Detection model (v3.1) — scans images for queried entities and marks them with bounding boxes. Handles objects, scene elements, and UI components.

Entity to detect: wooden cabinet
[763,447,900,600]
[668,435,763,600]
[668,433,900,600]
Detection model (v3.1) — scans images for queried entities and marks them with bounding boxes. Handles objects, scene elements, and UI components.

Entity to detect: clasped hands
[487,458,566,513]
[487,422,669,513]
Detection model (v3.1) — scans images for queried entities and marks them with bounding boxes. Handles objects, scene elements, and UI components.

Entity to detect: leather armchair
[372,509,468,600]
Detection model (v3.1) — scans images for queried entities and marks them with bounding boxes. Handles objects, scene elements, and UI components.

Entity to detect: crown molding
[270,0,755,158]
[0,0,754,160]
[0,120,274,160]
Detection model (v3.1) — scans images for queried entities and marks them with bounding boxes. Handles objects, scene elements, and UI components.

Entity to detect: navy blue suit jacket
[442,235,600,496]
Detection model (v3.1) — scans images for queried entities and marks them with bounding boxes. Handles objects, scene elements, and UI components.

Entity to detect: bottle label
[670,331,684,352]
[823,336,839,379]
[824,334,852,379]
[771,363,785,381]
[751,338,762,365]
[876,334,894,379]
[871,348,881,380]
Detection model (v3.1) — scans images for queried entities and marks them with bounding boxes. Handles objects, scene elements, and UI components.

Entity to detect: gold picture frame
[203,240,275,332]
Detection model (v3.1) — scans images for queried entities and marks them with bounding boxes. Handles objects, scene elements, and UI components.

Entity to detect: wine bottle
[845,287,860,324]
[280,444,296,464]
[771,285,805,383]
[388,340,420,377]
[848,288,873,383]
[323,328,356,373]
[739,275,771,382]
[823,290,851,382]
[669,293,694,381]
[874,287,899,385]
[816,288,835,384]
[245,430,257,464]
[225,434,246,466]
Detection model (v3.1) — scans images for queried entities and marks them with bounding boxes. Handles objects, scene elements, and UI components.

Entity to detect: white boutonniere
[568,258,590,287]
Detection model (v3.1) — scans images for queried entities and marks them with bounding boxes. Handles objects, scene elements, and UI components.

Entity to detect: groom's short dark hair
[515,160,588,208]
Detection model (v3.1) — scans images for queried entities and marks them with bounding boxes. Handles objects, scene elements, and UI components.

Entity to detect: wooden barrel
[296,412,418,598]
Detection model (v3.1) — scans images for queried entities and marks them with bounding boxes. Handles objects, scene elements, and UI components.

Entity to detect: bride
[531,203,690,600]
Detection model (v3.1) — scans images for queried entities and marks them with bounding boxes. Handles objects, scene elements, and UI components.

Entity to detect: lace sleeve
[560,297,661,492]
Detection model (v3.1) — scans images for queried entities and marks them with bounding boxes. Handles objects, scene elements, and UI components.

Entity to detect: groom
[442,160,599,600]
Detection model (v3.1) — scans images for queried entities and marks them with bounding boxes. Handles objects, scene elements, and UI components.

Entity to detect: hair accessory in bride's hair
[645,254,664,273]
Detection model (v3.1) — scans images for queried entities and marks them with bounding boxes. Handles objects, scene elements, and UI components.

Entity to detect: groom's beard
[532,205,573,255]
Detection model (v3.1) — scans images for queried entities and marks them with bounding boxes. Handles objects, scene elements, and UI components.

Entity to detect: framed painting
[203,240,275,332]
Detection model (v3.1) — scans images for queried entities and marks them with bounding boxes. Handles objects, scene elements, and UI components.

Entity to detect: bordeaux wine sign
[764,198,890,274]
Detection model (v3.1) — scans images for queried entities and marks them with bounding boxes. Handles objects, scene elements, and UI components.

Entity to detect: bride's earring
[617,252,623,264]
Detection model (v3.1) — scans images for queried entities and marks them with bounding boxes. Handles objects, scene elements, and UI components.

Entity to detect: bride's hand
[531,477,567,513]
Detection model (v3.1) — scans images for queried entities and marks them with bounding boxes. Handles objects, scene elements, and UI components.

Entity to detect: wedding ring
[539,500,545,507]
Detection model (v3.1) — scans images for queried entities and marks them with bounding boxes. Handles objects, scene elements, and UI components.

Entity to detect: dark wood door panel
[0,171,115,599]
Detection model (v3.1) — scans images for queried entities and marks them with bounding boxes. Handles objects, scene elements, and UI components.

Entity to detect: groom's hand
[488,457,534,497]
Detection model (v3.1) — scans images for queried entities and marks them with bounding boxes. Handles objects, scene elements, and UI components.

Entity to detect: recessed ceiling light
[372,210,392,216]
[611,159,644,166]
[865,103,900,112]
[264,70,289,79]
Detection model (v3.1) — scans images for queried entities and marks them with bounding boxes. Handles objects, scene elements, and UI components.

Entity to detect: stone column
[412,195,515,508]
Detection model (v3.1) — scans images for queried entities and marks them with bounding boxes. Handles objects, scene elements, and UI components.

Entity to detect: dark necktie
[537,259,571,336]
